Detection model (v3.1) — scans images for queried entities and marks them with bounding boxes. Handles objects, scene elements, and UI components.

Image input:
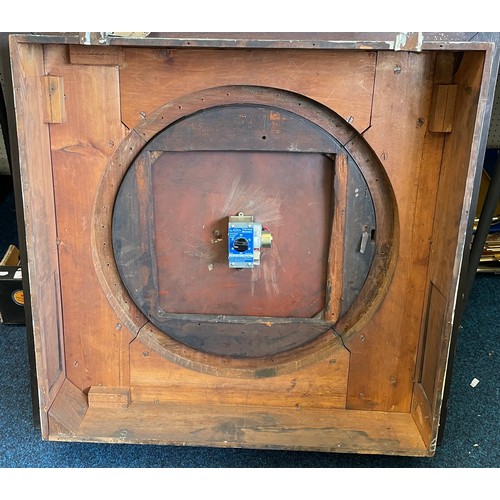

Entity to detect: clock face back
[110,93,385,359]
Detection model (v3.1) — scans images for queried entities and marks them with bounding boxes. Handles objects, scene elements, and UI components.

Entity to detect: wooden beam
[325,153,348,322]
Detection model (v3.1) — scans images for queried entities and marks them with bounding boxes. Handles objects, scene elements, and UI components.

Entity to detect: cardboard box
[0,244,25,324]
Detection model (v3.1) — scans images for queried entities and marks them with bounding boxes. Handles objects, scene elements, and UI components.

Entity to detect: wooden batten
[88,387,130,409]
[72,403,429,456]
[129,335,350,409]
[69,45,123,66]
[325,153,348,322]
[118,47,377,132]
[408,52,457,448]
[44,44,129,393]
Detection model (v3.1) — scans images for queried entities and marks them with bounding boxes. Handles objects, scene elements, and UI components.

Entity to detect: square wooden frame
[3,32,500,457]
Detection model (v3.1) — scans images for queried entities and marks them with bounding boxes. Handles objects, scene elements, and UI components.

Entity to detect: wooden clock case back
[6,32,500,456]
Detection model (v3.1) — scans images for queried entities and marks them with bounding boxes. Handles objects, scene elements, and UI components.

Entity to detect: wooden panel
[341,164,377,316]
[151,313,334,360]
[41,75,66,124]
[151,151,331,317]
[428,84,458,132]
[38,272,63,391]
[136,321,345,379]
[409,53,458,448]
[419,284,447,399]
[74,402,428,456]
[345,51,437,412]
[112,148,337,358]
[412,283,457,452]
[9,41,66,438]
[130,336,349,409]
[43,45,130,392]
[48,378,87,436]
[132,84,358,147]
[118,48,376,132]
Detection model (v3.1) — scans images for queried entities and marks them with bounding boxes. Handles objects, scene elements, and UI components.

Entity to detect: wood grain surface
[8,35,494,455]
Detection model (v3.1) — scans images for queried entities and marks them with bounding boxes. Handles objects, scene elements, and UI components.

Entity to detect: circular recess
[93,86,398,376]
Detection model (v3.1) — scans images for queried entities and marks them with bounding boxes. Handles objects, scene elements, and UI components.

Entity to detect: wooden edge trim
[88,386,130,409]
[433,49,493,446]
[7,32,499,53]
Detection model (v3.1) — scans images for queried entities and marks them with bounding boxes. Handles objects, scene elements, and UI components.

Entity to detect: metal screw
[394,65,402,74]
